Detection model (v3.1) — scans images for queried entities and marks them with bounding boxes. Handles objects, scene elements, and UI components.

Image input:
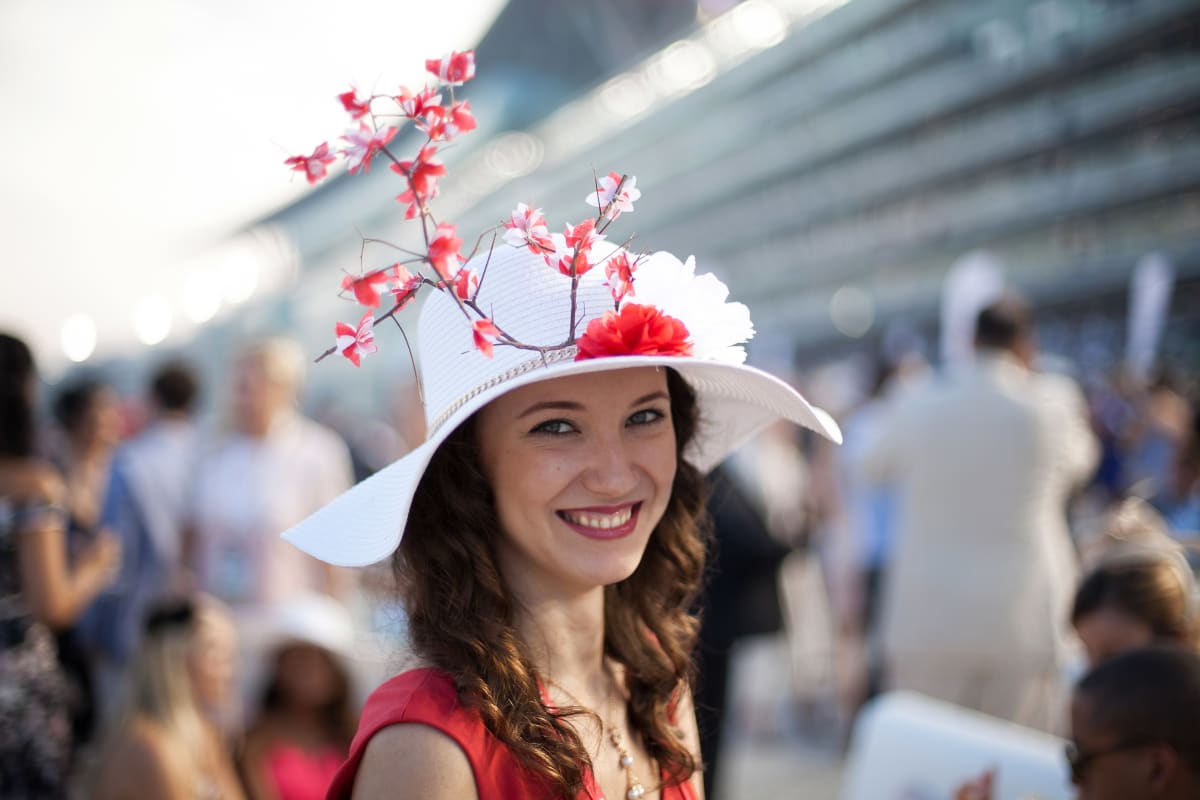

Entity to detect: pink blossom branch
[393,316,424,407]
[594,173,630,236]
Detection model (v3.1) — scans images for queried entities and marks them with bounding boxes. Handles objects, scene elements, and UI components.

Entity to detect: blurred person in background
[92,595,243,800]
[1121,369,1193,501]
[186,338,354,707]
[831,344,928,724]
[1151,408,1200,542]
[960,646,1200,800]
[1067,646,1200,799]
[52,375,126,751]
[862,294,1099,731]
[1072,557,1198,666]
[0,332,121,797]
[695,461,791,800]
[52,377,124,535]
[83,359,204,727]
[239,594,358,800]
[1071,498,1199,666]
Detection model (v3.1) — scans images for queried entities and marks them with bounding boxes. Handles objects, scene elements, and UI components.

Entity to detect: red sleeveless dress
[326,668,699,800]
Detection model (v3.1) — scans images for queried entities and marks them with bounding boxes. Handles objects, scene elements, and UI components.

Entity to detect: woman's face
[79,386,123,450]
[187,609,238,710]
[275,643,343,709]
[475,367,678,600]
[1074,607,1155,666]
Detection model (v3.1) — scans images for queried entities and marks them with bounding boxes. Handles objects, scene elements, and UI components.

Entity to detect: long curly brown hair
[393,368,709,797]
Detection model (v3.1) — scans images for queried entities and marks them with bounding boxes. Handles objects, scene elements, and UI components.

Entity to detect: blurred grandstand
[84,0,1200,411]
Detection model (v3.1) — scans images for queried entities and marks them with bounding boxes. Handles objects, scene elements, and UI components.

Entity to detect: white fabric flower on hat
[624,251,755,364]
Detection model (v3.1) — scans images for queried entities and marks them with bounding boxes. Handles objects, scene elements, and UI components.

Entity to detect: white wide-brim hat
[284,245,841,567]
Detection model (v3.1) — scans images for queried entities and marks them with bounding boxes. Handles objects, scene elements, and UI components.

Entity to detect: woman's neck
[515,586,610,700]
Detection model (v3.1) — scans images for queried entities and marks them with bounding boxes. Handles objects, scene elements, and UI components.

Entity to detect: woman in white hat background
[240,594,359,800]
[280,51,841,800]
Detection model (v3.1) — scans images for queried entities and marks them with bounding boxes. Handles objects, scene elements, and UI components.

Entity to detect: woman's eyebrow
[629,391,669,407]
[516,391,667,419]
[516,400,585,419]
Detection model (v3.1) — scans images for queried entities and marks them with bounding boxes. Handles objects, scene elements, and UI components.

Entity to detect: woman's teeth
[560,507,633,529]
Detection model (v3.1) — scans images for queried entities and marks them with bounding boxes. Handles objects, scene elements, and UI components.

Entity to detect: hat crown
[417,246,612,432]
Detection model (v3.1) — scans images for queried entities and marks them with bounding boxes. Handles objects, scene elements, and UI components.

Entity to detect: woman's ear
[1144,742,1180,792]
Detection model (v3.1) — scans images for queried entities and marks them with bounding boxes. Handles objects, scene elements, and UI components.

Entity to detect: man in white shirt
[862,295,1098,730]
[188,339,354,629]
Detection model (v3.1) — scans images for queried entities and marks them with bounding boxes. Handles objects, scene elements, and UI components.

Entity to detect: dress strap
[0,499,69,536]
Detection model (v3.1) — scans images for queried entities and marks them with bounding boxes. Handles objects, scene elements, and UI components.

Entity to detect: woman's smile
[557,502,642,539]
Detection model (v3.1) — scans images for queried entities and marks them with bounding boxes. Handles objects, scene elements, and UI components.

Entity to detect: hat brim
[282,354,841,567]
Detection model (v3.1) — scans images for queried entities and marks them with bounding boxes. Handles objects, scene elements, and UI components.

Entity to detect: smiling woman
[283,240,841,800]
[276,51,840,799]
[386,366,706,800]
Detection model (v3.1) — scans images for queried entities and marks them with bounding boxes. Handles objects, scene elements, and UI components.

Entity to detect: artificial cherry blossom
[503,203,555,254]
[451,268,479,301]
[341,123,397,175]
[603,251,636,304]
[338,89,372,120]
[392,145,446,218]
[545,220,605,276]
[472,318,499,358]
[543,233,577,277]
[426,51,476,85]
[284,142,338,185]
[585,172,640,220]
[427,223,463,279]
[335,311,378,367]
[390,267,423,310]
[423,101,477,141]
[397,86,443,120]
[341,268,392,308]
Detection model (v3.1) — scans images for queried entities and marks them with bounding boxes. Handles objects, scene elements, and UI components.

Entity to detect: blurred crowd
[1,285,1197,799]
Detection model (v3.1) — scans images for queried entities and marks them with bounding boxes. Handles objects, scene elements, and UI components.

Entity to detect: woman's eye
[531,419,576,436]
[628,408,665,427]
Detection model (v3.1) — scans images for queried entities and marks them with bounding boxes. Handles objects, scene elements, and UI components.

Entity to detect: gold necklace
[545,677,648,800]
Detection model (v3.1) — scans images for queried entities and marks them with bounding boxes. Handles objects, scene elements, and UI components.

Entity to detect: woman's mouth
[557,502,642,540]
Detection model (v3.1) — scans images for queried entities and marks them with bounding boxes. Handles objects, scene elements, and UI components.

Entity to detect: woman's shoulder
[352,718,479,800]
[334,668,546,800]
[0,459,65,507]
[332,669,477,800]
[93,718,184,799]
[356,668,496,756]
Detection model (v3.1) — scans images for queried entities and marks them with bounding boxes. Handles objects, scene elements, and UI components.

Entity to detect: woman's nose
[581,434,639,497]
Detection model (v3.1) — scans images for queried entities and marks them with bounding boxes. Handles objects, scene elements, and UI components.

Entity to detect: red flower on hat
[284,142,337,184]
[575,303,692,360]
[335,312,378,367]
[426,51,476,85]
[338,89,372,120]
[341,124,397,175]
[473,318,499,358]
[427,223,463,279]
